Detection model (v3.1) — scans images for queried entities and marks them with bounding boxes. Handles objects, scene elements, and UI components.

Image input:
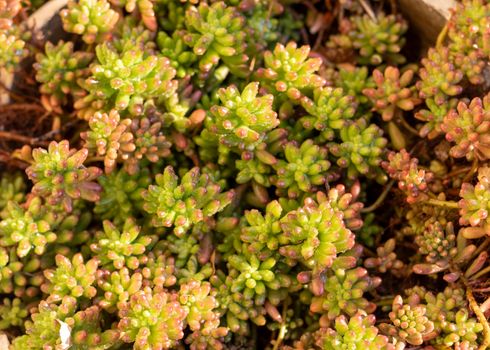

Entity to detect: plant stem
[436,22,449,48]
[272,300,290,350]
[464,280,490,350]
[362,179,395,213]
[359,0,377,22]
[462,158,479,183]
[398,114,419,136]
[425,198,459,209]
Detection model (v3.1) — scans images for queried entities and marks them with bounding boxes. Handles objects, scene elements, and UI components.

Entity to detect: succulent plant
[81,109,133,173]
[320,313,396,350]
[279,197,355,275]
[34,41,93,107]
[226,254,291,306]
[121,118,172,175]
[178,279,225,337]
[362,66,420,122]
[382,149,433,204]
[76,42,178,117]
[12,296,119,349]
[334,65,375,107]
[0,29,27,72]
[110,0,157,31]
[60,0,119,44]
[26,140,102,212]
[434,309,483,348]
[139,250,177,291]
[273,140,330,198]
[415,221,457,263]
[310,267,380,320]
[329,118,387,181]
[235,128,288,186]
[94,167,151,224]
[459,167,490,239]
[2,1,490,349]
[235,149,275,187]
[416,47,463,103]
[241,200,285,260]
[96,267,143,312]
[0,297,28,330]
[364,238,404,274]
[210,268,267,333]
[299,87,357,135]
[143,166,235,236]
[181,1,248,75]
[206,82,278,150]
[157,30,198,79]
[447,0,490,57]
[41,253,99,302]
[118,288,187,349]
[0,172,26,215]
[90,218,155,270]
[325,184,364,231]
[451,49,486,85]
[380,295,436,345]
[256,42,325,103]
[415,97,458,139]
[441,94,490,161]
[329,14,408,65]
[0,197,56,258]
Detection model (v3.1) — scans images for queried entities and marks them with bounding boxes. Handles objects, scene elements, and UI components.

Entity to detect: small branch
[425,198,459,209]
[472,265,490,281]
[436,22,449,49]
[462,158,479,183]
[85,156,105,164]
[272,299,290,350]
[464,279,490,350]
[0,131,48,146]
[444,166,472,180]
[359,0,377,22]
[361,179,395,213]
[397,114,419,136]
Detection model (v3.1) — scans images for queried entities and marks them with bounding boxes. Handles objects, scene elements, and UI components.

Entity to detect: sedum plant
[256,42,325,104]
[273,140,330,198]
[81,109,134,173]
[181,1,248,76]
[279,196,355,276]
[328,14,408,65]
[34,41,93,107]
[299,87,357,135]
[60,0,119,44]
[94,167,151,224]
[206,82,278,150]
[26,140,102,212]
[90,218,155,270]
[459,166,490,239]
[3,0,490,349]
[380,295,436,346]
[329,118,387,181]
[118,288,187,349]
[0,197,56,258]
[362,66,420,122]
[41,253,99,302]
[310,266,380,320]
[0,29,27,71]
[76,42,178,117]
[142,166,235,236]
[441,94,490,161]
[320,313,397,350]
